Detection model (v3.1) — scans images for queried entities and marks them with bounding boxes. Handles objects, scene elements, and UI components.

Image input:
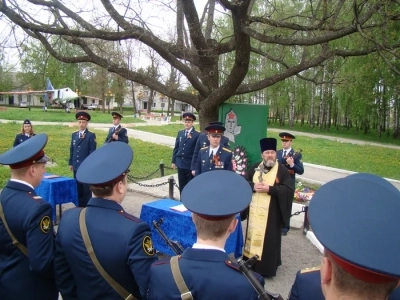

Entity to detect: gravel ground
[58,190,322,298]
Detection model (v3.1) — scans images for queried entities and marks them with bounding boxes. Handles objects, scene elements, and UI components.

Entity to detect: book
[170,204,188,212]
[43,175,61,179]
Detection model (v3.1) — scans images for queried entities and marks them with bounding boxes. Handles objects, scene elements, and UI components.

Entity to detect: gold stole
[243,161,279,260]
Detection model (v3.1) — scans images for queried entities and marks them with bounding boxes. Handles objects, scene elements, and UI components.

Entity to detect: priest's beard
[263,159,276,168]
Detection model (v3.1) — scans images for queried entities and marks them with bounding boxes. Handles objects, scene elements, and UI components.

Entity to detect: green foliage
[135,124,400,180]
[0,124,174,187]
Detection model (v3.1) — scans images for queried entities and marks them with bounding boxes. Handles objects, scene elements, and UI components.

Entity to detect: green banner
[218,103,268,174]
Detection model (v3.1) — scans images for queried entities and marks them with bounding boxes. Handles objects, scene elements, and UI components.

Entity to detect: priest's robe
[241,161,294,277]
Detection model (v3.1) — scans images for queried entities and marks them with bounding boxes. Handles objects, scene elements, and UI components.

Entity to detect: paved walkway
[3,118,399,189]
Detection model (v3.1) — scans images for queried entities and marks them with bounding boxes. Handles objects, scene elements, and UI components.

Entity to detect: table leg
[59,204,62,221]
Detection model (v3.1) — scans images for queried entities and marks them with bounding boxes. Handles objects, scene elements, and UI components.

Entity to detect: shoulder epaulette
[225,260,241,272]
[300,266,320,274]
[27,193,43,203]
[73,130,79,133]
[222,147,231,152]
[118,211,140,223]
[200,146,208,150]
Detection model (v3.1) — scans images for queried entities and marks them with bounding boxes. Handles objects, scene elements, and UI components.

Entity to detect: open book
[170,204,188,212]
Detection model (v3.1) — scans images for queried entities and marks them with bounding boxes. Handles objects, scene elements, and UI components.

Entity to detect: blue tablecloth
[35,174,78,221]
[140,199,244,258]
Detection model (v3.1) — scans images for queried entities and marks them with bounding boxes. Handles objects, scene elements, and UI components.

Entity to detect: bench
[142,114,156,120]
[161,116,171,124]
[0,107,7,111]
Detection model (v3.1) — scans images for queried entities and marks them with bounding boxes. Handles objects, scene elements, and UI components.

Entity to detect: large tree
[1,0,400,128]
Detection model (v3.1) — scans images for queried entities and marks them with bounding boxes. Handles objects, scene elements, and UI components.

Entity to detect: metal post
[160,160,165,177]
[303,201,310,235]
[168,176,174,200]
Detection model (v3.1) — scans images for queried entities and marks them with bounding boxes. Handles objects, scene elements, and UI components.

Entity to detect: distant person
[276,132,304,236]
[171,112,200,194]
[43,104,48,112]
[68,112,97,207]
[55,142,157,300]
[105,112,129,143]
[0,134,58,300]
[241,137,294,277]
[13,119,36,147]
[190,121,230,174]
[180,109,184,121]
[296,173,400,300]
[148,170,265,299]
[194,122,232,176]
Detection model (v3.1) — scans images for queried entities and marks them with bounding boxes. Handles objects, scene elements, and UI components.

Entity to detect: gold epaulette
[222,147,231,152]
[300,266,320,274]
[200,146,208,150]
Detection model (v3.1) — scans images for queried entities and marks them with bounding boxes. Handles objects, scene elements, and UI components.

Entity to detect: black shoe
[281,232,287,236]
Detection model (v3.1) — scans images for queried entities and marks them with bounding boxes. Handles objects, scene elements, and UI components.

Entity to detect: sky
[0,0,226,76]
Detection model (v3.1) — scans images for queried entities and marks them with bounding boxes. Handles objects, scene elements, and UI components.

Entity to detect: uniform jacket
[288,268,400,300]
[277,148,304,185]
[54,197,157,300]
[190,133,230,170]
[105,125,129,144]
[69,129,97,171]
[148,248,264,300]
[172,128,200,170]
[13,133,36,147]
[195,146,232,175]
[0,180,58,300]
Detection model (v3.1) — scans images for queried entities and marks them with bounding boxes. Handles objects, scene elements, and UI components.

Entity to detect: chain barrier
[128,168,160,180]
[291,206,305,217]
[164,165,174,170]
[174,183,180,190]
[131,180,169,188]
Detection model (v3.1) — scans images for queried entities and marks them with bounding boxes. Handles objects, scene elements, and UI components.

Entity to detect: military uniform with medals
[194,123,232,176]
[55,142,157,300]
[0,134,58,300]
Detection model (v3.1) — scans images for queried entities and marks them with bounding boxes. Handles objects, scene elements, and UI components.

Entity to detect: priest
[241,137,294,277]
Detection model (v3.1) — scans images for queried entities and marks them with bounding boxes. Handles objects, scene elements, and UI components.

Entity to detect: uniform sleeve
[288,271,301,300]
[26,202,55,276]
[13,134,19,147]
[127,222,158,299]
[248,273,266,300]
[89,133,97,154]
[225,152,233,171]
[190,135,202,170]
[171,133,180,164]
[54,218,77,299]
[68,133,73,166]
[105,128,110,144]
[292,152,304,175]
[195,150,202,176]
[268,167,295,228]
[118,128,129,144]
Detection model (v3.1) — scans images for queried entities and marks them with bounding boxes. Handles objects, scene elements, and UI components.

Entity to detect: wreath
[232,145,249,177]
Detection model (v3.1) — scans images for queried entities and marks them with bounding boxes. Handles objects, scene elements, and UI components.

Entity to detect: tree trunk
[198,105,218,131]
[147,89,155,114]
[130,82,137,114]
[288,90,295,128]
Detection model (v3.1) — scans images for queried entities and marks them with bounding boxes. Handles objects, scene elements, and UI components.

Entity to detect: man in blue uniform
[190,121,230,174]
[171,112,200,194]
[105,111,129,143]
[13,119,36,147]
[148,170,265,300]
[194,123,232,175]
[55,142,157,300]
[69,111,97,207]
[276,132,304,236]
[288,172,400,300]
[0,134,58,300]
[292,173,400,300]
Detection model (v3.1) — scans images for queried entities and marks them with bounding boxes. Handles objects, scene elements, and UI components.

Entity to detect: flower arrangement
[232,145,248,177]
[294,181,315,202]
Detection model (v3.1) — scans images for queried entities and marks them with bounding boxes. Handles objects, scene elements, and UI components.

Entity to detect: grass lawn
[268,121,400,146]
[135,124,400,180]
[0,107,146,123]
[0,124,174,187]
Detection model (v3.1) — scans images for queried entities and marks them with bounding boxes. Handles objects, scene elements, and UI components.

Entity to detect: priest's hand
[254,182,270,193]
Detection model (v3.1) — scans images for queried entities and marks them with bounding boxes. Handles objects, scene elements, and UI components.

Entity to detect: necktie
[283,150,287,157]
[209,151,213,159]
[185,131,189,137]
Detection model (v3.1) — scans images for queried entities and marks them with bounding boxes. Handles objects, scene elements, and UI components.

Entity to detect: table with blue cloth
[140,199,244,258]
[35,173,78,222]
